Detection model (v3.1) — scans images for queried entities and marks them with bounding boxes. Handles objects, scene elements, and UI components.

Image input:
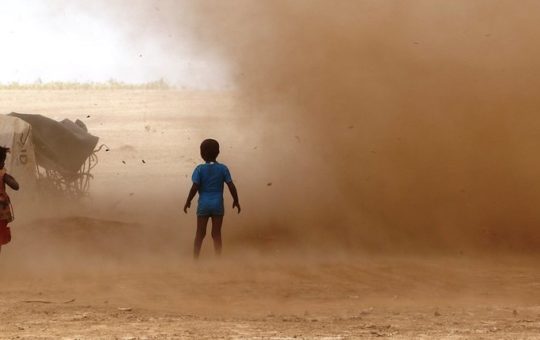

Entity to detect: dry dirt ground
[3,254,540,339]
[1,90,540,339]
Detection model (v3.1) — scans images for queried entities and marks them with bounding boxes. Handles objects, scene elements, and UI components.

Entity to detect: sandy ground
[1,90,540,339]
[3,254,540,339]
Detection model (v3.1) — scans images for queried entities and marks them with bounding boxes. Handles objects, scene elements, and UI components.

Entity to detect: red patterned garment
[0,169,13,224]
[0,220,11,246]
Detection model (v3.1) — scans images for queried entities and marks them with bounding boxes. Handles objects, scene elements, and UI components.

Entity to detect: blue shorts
[197,194,224,217]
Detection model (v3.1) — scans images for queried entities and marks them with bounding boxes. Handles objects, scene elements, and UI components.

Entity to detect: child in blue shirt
[184,139,240,259]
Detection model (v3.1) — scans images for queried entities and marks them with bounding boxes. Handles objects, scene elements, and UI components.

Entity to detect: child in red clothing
[0,147,19,253]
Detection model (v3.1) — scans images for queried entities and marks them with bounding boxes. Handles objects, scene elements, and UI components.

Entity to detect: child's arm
[4,174,19,191]
[183,183,199,213]
[226,181,241,213]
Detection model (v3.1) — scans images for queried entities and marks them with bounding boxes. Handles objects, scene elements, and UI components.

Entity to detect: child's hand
[183,202,191,213]
[233,201,241,214]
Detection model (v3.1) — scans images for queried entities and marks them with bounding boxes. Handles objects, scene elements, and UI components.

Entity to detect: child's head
[0,146,9,169]
[200,139,220,162]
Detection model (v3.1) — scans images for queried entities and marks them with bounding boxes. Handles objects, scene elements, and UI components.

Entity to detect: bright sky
[0,0,229,89]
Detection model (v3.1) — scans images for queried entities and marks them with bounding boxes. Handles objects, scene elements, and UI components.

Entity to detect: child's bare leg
[194,216,209,259]
[211,216,223,256]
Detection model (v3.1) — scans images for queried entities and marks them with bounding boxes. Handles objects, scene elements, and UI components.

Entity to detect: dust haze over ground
[39,0,540,252]
[179,0,540,253]
[2,1,540,338]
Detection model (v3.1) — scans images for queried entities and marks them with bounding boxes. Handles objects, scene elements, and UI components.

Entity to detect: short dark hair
[0,146,9,165]
[200,139,220,162]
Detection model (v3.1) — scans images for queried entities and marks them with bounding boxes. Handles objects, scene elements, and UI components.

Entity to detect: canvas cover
[9,113,99,173]
[0,115,39,210]
[0,115,38,183]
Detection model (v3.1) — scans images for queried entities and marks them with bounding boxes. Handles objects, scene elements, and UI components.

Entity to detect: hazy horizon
[0,0,230,89]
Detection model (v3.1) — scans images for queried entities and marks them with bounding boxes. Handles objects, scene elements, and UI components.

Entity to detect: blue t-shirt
[192,162,232,216]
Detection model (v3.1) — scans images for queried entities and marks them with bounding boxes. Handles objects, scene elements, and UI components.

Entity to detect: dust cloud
[4,1,540,263]
[173,0,540,253]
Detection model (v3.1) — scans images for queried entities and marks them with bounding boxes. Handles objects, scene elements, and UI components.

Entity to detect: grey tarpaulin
[9,112,98,173]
